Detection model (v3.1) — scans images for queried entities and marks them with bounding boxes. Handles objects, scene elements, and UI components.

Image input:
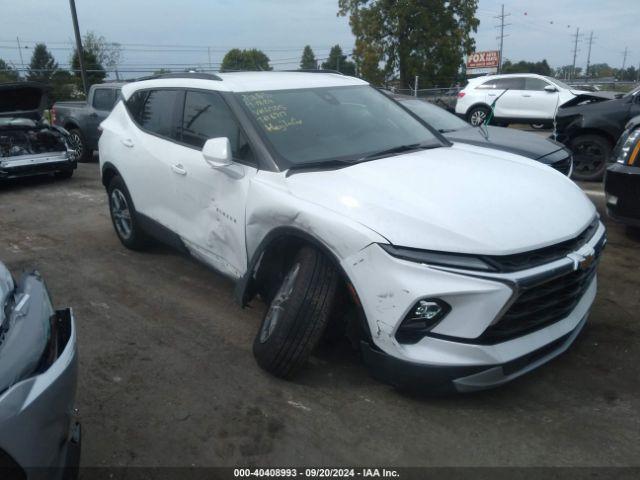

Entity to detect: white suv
[99,72,605,392]
[456,73,590,127]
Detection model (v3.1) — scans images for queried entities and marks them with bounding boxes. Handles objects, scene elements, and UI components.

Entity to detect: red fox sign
[466,51,500,70]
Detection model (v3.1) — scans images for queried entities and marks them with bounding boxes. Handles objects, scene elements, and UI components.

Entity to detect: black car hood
[444,125,565,161]
[0,82,48,121]
[560,91,617,109]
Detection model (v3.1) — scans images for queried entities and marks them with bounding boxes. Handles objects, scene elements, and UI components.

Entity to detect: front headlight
[379,244,497,272]
[616,128,640,165]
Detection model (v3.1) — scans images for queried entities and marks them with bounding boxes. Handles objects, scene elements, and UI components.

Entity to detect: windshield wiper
[286,158,355,176]
[356,142,438,163]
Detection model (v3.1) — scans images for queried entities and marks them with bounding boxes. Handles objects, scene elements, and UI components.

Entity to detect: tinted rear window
[128,89,180,138]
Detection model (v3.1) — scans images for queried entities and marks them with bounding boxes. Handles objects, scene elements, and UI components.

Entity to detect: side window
[125,90,149,124]
[525,78,550,91]
[495,77,525,90]
[476,81,498,90]
[93,88,117,111]
[138,90,181,138]
[180,90,254,163]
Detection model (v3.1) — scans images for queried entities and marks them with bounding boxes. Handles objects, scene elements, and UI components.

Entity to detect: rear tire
[570,134,612,181]
[253,246,339,378]
[467,106,491,126]
[68,128,90,162]
[107,175,150,250]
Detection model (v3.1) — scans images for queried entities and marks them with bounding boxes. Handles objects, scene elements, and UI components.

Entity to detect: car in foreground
[99,72,605,393]
[0,82,77,181]
[455,73,608,128]
[555,85,640,181]
[393,94,573,176]
[604,115,640,228]
[52,82,123,162]
[0,262,80,478]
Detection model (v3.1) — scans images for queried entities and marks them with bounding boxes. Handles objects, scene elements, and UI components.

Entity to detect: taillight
[457,92,466,98]
[50,107,57,124]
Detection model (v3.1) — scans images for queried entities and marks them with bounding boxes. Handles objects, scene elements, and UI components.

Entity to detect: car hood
[561,90,617,109]
[444,125,565,161]
[285,143,595,255]
[0,82,48,120]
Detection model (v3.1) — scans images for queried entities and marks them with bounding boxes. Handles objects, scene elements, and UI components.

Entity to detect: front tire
[571,134,612,181]
[107,175,150,250]
[468,106,491,126]
[253,246,339,378]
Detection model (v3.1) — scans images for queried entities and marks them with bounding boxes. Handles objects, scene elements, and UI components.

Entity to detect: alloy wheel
[470,110,487,126]
[110,189,132,240]
[259,263,301,343]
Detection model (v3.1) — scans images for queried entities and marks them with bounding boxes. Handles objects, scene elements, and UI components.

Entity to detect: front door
[519,77,559,120]
[169,90,258,279]
[490,77,526,119]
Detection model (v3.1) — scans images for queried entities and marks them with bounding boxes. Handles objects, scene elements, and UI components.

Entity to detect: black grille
[481,218,599,272]
[478,259,598,344]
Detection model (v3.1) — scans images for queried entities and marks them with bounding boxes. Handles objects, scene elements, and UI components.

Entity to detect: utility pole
[585,31,595,78]
[495,4,511,73]
[570,27,581,80]
[69,0,88,96]
[414,75,419,97]
[621,46,628,72]
[207,47,212,71]
[16,36,25,73]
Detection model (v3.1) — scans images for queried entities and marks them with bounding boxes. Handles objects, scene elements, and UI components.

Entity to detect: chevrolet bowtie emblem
[578,253,595,271]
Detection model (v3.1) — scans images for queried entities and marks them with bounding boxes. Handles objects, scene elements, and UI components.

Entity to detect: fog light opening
[395,299,451,344]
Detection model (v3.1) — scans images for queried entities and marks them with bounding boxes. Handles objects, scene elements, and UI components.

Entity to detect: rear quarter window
[126,89,181,139]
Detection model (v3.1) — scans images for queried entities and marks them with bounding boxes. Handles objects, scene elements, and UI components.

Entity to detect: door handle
[171,163,187,175]
[121,138,134,148]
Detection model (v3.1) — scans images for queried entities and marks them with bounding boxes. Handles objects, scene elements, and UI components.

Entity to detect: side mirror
[544,85,558,93]
[202,137,232,168]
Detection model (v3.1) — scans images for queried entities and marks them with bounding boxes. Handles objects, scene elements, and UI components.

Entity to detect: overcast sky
[1,0,638,78]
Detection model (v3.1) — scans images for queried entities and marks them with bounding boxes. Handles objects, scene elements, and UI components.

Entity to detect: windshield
[399,99,469,132]
[238,85,443,168]
[545,76,572,90]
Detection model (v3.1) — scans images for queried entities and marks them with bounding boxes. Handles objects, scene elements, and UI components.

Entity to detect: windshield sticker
[242,93,302,133]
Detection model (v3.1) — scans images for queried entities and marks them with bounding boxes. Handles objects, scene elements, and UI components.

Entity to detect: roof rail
[137,72,222,81]
[283,69,344,75]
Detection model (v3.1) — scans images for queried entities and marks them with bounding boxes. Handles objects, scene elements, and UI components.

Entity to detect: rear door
[520,77,559,120]
[168,89,258,278]
[490,77,526,118]
[122,88,184,231]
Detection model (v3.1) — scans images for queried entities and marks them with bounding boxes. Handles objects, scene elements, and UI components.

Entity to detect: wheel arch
[63,120,81,131]
[568,128,616,147]
[234,226,372,341]
[101,161,121,188]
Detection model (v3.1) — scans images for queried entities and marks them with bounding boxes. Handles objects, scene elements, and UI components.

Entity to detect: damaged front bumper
[0,151,76,179]
[0,271,80,478]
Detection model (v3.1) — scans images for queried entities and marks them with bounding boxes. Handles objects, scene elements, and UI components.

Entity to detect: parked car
[392,94,573,176]
[604,115,640,228]
[0,82,77,181]
[52,82,123,161]
[99,72,605,392]
[555,85,640,181]
[0,262,80,478]
[455,73,610,128]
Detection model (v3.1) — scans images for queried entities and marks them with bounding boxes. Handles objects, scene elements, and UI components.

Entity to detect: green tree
[354,43,384,84]
[321,45,356,75]
[26,43,58,84]
[82,31,122,70]
[0,58,20,82]
[555,65,582,79]
[220,49,272,71]
[339,0,479,88]
[299,45,317,70]
[70,48,106,90]
[588,63,614,78]
[501,59,552,76]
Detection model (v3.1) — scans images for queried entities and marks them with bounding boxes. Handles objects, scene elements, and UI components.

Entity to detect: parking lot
[0,163,639,467]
